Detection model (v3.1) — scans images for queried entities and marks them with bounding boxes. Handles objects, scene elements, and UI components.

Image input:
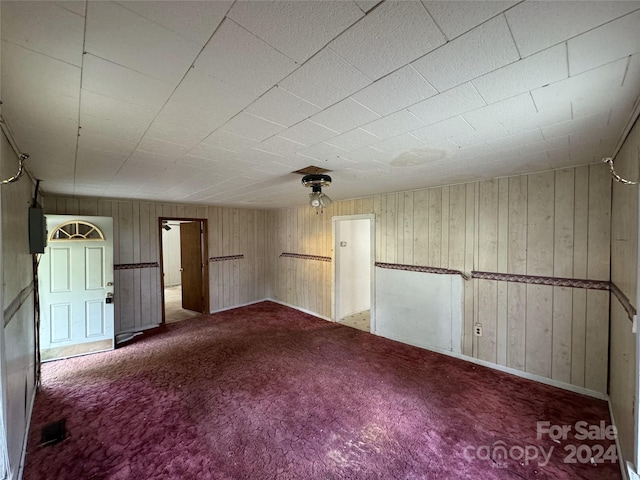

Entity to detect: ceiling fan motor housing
[301,174,332,190]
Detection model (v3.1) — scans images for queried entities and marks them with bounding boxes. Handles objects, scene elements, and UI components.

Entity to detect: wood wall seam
[3,281,34,327]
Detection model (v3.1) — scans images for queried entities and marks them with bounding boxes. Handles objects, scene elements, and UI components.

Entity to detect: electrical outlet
[474,323,483,337]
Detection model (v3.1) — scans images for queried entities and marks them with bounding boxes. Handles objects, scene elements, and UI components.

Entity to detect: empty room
[0,1,639,479]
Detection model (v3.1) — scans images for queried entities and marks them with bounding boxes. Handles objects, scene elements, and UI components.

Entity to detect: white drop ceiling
[1,1,639,208]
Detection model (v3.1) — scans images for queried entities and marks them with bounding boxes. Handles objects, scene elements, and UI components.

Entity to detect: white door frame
[331,214,375,331]
[635,187,640,474]
[39,215,115,361]
[0,174,8,477]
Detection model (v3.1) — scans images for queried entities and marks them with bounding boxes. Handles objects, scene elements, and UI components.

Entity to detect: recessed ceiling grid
[1,1,639,207]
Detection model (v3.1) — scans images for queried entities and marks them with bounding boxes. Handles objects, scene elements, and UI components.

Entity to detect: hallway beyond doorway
[164,286,200,324]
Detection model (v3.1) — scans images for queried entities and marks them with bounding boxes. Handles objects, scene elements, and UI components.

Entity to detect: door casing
[159,218,209,323]
[39,215,115,361]
[332,214,376,331]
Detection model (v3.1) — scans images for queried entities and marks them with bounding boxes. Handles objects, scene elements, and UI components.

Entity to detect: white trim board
[379,330,607,400]
[267,299,332,322]
[609,399,631,480]
[210,299,273,315]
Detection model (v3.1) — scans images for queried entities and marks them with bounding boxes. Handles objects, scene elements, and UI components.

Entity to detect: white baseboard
[379,330,608,400]
[608,399,633,480]
[609,401,629,480]
[15,384,37,480]
[269,299,608,400]
[210,299,270,315]
[267,299,332,322]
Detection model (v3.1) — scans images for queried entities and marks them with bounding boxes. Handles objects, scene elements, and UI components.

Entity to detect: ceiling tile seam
[620,55,634,88]
[609,89,640,160]
[209,128,257,145]
[460,116,477,133]
[82,52,176,88]
[223,17,301,65]
[418,0,449,42]
[406,12,523,94]
[426,0,528,45]
[468,83,488,111]
[234,112,288,132]
[227,1,388,71]
[566,7,640,74]
[114,0,233,48]
[78,86,164,116]
[188,141,241,157]
[528,92,540,114]
[278,53,466,134]
[0,38,83,69]
[353,0,370,15]
[55,2,86,18]
[570,101,575,121]
[341,96,381,119]
[104,10,240,181]
[73,3,91,196]
[272,85,324,110]
[250,147,286,158]
[322,140,354,152]
[271,119,341,147]
[502,12,523,60]
[407,63,438,94]
[325,45,376,81]
[518,5,640,63]
[239,112,288,130]
[563,42,570,80]
[144,132,208,150]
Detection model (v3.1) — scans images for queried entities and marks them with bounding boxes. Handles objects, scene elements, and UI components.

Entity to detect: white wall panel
[376,269,462,354]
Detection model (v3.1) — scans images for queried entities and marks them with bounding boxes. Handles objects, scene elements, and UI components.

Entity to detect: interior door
[180,221,204,312]
[39,215,114,361]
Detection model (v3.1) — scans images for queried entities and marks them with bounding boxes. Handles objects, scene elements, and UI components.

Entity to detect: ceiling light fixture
[302,173,332,211]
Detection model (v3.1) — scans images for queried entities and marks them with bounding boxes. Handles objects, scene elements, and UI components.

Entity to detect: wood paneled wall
[44,197,269,333]
[1,131,37,477]
[44,164,614,395]
[609,117,639,464]
[270,164,612,394]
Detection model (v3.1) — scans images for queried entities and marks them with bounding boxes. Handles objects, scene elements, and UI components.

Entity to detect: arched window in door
[49,220,105,241]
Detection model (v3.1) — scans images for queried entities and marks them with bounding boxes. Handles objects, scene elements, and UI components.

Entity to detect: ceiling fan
[301,173,332,209]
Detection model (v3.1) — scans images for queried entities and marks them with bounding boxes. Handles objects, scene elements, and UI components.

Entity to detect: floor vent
[40,419,66,446]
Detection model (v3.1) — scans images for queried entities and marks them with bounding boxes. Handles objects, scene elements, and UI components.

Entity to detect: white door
[39,215,114,361]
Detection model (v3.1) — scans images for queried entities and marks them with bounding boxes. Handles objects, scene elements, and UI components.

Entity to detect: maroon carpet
[25,301,620,479]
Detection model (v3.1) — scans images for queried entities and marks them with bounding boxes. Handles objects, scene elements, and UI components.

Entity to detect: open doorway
[333,214,375,333]
[159,218,209,324]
